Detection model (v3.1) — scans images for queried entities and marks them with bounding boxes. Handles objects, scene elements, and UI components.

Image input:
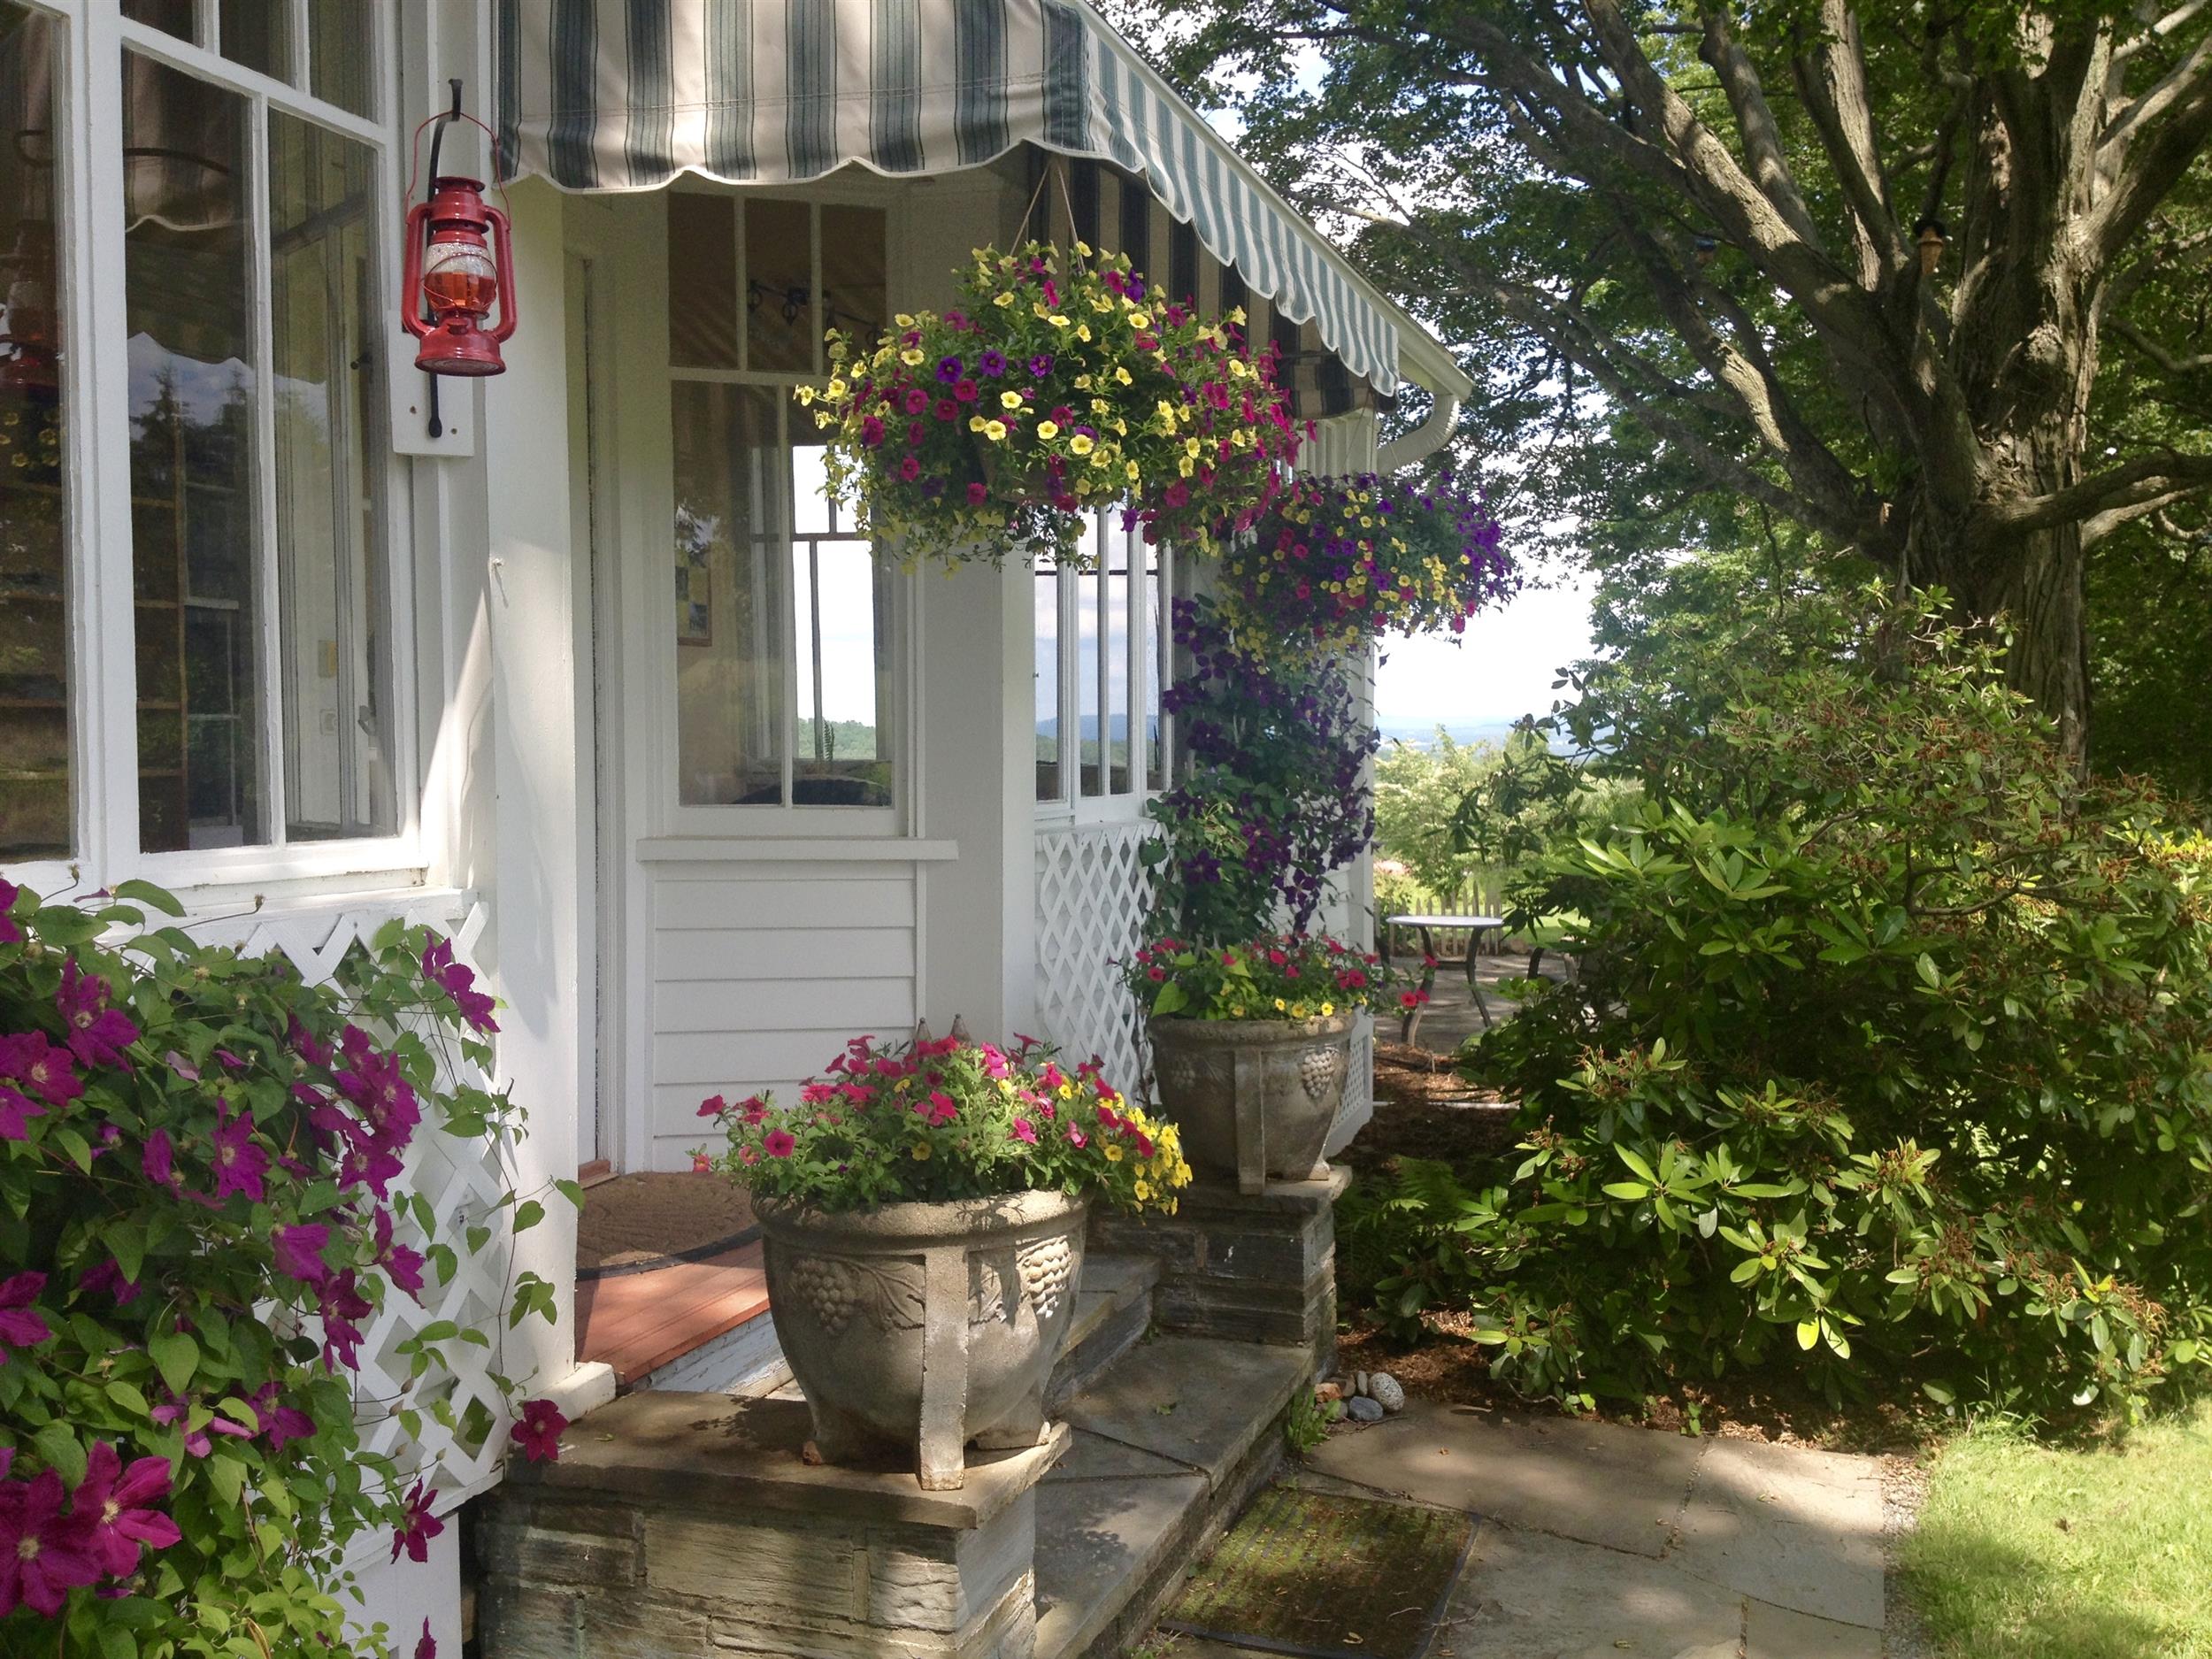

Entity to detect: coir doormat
[1160,1486,1474,1659]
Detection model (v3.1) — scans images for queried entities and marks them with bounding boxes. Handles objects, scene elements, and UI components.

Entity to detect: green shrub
[1367,591,2212,1419]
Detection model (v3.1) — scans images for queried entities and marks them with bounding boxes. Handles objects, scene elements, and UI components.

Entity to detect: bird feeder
[1914,218,1948,277]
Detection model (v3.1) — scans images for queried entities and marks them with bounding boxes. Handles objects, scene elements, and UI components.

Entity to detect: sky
[1374,572,1597,731]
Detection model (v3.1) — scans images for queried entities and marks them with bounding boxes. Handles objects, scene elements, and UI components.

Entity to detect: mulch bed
[575,1173,758,1278]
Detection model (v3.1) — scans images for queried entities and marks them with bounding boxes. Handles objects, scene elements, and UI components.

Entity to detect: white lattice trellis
[192,894,517,1517]
[1034,822,1156,1095]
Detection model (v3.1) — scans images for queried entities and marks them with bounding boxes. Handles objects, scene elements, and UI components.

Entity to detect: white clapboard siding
[646,866,919,1166]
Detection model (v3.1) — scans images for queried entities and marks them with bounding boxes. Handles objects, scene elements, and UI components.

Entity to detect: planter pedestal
[1088,1168,1348,1379]
[476,1391,1063,1659]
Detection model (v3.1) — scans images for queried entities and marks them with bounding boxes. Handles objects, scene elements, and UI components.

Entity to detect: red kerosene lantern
[401,175,515,376]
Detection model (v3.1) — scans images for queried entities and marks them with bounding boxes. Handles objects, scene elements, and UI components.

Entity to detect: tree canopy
[1127,0,2212,764]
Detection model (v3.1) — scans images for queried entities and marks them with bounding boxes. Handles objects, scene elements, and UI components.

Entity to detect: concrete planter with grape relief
[1149,1010,1356,1194]
[756,1188,1087,1491]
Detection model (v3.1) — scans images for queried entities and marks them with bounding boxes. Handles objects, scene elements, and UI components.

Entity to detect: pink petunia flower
[55,960,139,1068]
[510,1398,569,1464]
[0,1271,50,1355]
[390,1480,444,1564]
[764,1128,796,1159]
[72,1440,182,1578]
[210,1106,270,1204]
[0,1467,101,1616]
[1010,1118,1038,1146]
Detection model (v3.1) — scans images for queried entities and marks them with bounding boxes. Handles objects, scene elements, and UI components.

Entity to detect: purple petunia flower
[978,348,1007,378]
[935,355,964,383]
[1027,353,1054,378]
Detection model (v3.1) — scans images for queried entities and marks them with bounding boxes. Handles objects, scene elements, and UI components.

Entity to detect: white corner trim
[541,1360,618,1425]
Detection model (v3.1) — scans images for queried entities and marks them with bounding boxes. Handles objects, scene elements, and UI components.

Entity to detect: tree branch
[1696,6,1827,251]
[2108,316,2212,377]
[1988,450,2212,532]
[1788,1,1906,282]
[2092,37,2212,262]
[2104,24,2212,153]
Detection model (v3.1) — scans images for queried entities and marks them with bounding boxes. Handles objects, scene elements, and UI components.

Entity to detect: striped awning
[492,0,1401,391]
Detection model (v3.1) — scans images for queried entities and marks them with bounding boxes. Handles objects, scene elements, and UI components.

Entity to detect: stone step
[1047,1253,1160,1412]
[1033,1333,1310,1659]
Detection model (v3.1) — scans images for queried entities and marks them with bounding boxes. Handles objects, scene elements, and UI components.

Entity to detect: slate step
[1048,1253,1160,1411]
[1034,1333,1311,1659]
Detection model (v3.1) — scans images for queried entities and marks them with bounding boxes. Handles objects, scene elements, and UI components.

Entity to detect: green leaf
[1729,1257,1766,1284]
[512,1199,546,1234]
[1150,982,1189,1018]
[554,1179,587,1210]
[106,1219,147,1286]
[1616,1146,1659,1185]
[1601,1181,1651,1201]
[1796,1320,1819,1350]
[1916,952,1941,988]
[111,878,187,917]
[149,1331,200,1397]
[33,1421,85,1486]
[105,1380,152,1419]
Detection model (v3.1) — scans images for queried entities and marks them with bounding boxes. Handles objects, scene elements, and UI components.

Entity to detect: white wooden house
[0,0,1468,1644]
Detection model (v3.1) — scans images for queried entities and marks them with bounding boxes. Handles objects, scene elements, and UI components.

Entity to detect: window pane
[219,0,293,82]
[308,0,374,119]
[122,0,196,41]
[667,192,737,368]
[744,198,812,373]
[125,52,265,851]
[1078,533,1102,798]
[793,538,890,806]
[1034,559,1059,803]
[270,111,391,842]
[1106,534,1129,794]
[1147,545,1166,792]
[673,381,785,804]
[0,4,66,858]
[819,204,886,351]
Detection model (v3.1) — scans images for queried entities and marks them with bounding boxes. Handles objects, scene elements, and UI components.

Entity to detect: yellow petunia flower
[1038,419,1061,440]
[995,291,1015,307]
[911,1141,932,1160]
[1048,314,1071,329]
[970,415,988,433]
[1001,389,1025,410]
[1070,434,1094,455]
[1105,1144,1123,1162]
[984,419,1008,442]
[1130,311,1152,329]
[900,348,924,366]
[1115,365,1133,385]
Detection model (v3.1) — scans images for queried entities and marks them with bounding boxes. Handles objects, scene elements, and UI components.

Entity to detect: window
[119,8,394,854]
[0,4,67,860]
[666,192,895,811]
[1034,511,1172,809]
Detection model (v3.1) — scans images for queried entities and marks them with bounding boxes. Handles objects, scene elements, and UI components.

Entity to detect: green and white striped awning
[492,0,1401,391]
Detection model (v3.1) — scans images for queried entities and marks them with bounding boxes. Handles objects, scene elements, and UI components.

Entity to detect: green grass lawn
[1901,1406,2212,1658]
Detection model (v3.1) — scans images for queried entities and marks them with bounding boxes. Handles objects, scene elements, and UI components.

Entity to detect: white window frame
[1034,507,1171,827]
[659,183,910,838]
[3,0,419,897]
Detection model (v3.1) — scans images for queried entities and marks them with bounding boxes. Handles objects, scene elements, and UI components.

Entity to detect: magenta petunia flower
[0,1030,81,1107]
[0,1271,50,1355]
[509,1397,568,1464]
[373,1208,427,1297]
[0,877,19,946]
[210,1106,270,1204]
[55,959,139,1068]
[272,1224,331,1288]
[417,1618,438,1659]
[1010,1118,1038,1146]
[0,1467,101,1616]
[389,1479,444,1564]
[0,1084,42,1141]
[898,455,922,482]
[697,1094,727,1119]
[72,1440,182,1578]
[966,481,989,506]
[764,1128,796,1159]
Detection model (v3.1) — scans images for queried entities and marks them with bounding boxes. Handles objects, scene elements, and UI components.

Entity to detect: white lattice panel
[189,894,515,1517]
[1034,822,1155,1097]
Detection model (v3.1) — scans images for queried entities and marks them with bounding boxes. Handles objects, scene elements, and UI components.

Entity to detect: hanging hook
[421,79,464,440]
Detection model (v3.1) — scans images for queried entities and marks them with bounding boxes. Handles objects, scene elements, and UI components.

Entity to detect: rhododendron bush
[800,240,1302,568]
[701,1032,1190,1216]
[0,879,566,1656]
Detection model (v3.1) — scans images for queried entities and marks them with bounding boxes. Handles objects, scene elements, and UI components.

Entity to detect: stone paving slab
[1436,1518,1746,1659]
[1303,1402,1707,1557]
[1060,1335,1308,1491]
[1671,1440,1886,1628]
[1745,1601,1885,1659]
[1034,1462,1210,1659]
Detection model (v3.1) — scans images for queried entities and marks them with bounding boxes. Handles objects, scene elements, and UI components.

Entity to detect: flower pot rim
[753,1186,1089,1243]
[1148,1010,1362,1043]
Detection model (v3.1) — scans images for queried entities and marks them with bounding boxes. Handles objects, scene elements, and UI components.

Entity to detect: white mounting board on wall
[387,311,477,457]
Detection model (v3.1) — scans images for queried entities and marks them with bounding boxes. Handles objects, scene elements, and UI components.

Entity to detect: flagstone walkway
[1158,1400,1893,1659]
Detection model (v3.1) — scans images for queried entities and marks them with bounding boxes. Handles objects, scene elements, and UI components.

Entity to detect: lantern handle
[426,78,461,185]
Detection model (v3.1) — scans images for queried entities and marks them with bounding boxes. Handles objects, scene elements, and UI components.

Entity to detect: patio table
[1382,913,1507,1045]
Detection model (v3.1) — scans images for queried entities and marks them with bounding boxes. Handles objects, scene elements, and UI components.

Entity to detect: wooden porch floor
[574,1241,771,1388]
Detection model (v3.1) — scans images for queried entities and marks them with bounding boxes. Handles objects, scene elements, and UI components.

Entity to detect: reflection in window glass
[219,0,292,81]
[269,111,391,841]
[744,198,812,372]
[1078,527,1102,797]
[672,381,786,805]
[122,0,196,40]
[0,4,67,858]
[793,539,891,805]
[124,52,265,851]
[1147,545,1167,793]
[819,204,887,348]
[307,0,373,119]
[1034,559,1059,802]
[1106,537,1129,794]
[667,193,737,368]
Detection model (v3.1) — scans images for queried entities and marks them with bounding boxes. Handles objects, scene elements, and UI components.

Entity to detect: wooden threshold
[574,1240,771,1388]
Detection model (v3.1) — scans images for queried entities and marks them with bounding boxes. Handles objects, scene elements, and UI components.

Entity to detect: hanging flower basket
[800,241,1303,568]
[1218,470,1514,649]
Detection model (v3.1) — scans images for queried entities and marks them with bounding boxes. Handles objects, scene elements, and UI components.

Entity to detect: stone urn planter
[757,1187,1088,1491]
[1149,1010,1356,1194]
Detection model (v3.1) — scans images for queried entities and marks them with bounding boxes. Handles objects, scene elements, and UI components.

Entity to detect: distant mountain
[1374,718,1526,749]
